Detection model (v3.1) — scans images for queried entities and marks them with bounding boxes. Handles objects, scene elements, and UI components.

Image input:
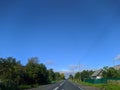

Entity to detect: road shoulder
[70,81,101,90]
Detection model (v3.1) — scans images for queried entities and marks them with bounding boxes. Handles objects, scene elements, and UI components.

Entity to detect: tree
[36,64,48,84]
[28,57,39,64]
[74,72,81,80]
[80,70,94,81]
[69,74,73,79]
[102,67,120,78]
[0,57,21,90]
[54,72,61,81]
[26,57,48,85]
[60,73,65,80]
[48,69,55,83]
[0,56,66,90]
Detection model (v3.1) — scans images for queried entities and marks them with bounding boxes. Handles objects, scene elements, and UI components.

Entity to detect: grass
[102,84,120,90]
[71,79,120,90]
[19,84,39,90]
[18,80,59,90]
[19,85,32,90]
[19,81,59,90]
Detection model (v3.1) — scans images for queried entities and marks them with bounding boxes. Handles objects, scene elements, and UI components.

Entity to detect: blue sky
[0,0,120,72]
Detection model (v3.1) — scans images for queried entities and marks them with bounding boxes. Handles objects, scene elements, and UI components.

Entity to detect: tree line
[0,57,65,90]
[69,70,94,81]
[69,66,120,82]
[102,66,120,78]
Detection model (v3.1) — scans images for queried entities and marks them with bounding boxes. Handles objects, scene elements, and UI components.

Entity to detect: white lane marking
[53,81,65,90]
[60,82,64,86]
[53,87,59,90]
[78,86,84,90]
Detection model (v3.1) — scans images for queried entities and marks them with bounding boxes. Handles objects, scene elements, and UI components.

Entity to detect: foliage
[60,73,65,80]
[74,72,81,80]
[0,57,21,90]
[69,74,74,79]
[72,79,120,90]
[102,67,120,78]
[48,69,55,82]
[72,67,120,90]
[54,72,61,81]
[81,70,94,81]
[0,57,65,90]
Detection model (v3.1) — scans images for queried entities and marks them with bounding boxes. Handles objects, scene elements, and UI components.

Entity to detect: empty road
[56,80,83,90]
[28,80,83,90]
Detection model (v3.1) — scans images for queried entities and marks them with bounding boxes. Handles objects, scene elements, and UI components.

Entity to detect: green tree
[48,69,55,83]
[0,56,67,90]
[36,63,48,84]
[60,73,65,80]
[103,67,120,78]
[26,57,48,85]
[81,70,94,81]
[0,57,21,90]
[69,74,73,79]
[74,72,81,80]
[54,72,61,81]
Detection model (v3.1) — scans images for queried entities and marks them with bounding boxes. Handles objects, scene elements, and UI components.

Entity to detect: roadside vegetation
[72,80,120,90]
[69,67,120,90]
[0,57,65,90]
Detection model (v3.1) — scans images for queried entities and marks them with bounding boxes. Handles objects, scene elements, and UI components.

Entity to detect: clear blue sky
[0,0,120,72]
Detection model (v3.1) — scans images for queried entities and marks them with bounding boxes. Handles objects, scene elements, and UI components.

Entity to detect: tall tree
[74,72,81,80]
[69,74,73,79]
[81,70,94,81]
[60,73,65,80]
[48,69,55,83]
[102,67,120,78]
[0,57,21,89]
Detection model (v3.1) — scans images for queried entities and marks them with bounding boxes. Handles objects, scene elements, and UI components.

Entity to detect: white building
[91,69,103,79]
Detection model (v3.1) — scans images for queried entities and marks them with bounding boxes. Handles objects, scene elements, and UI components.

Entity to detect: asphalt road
[28,80,83,90]
[56,80,82,90]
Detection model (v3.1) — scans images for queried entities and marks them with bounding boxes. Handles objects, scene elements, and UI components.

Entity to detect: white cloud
[45,60,54,65]
[69,64,79,70]
[59,69,73,73]
[68,64,86,72]
[114,54,120,60]
[59,69,76,79]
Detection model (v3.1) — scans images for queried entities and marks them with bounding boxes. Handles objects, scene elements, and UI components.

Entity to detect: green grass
[19,85,32,89]
[19,84,39,90]
[102,84,120,90]
[71,79,120,90]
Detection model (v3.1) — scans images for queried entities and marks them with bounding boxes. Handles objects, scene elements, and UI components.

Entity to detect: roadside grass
[71,79,120,90]
[1,80,61,90]
[19,85,32,90]
[19,84,39,90]
[19,80,59,90]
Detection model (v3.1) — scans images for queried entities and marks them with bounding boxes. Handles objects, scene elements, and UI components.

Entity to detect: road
[28,80,83,90]
[56,80,83,90]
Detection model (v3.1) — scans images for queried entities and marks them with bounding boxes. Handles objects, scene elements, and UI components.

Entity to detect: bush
[19,85,32,90]
[19,84,39,90]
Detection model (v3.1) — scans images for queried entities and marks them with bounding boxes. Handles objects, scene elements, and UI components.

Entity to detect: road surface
[28,80,83,90]
[57,80,83,90]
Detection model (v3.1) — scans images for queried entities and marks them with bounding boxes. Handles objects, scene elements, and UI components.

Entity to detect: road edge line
[53,87,59,90]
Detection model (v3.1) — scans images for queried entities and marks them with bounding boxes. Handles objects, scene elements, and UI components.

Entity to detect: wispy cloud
[114,54,120,60]
[68,64,88,72]
[45,60,54,65]
[69,64,79,70]
[58,64,84,78]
